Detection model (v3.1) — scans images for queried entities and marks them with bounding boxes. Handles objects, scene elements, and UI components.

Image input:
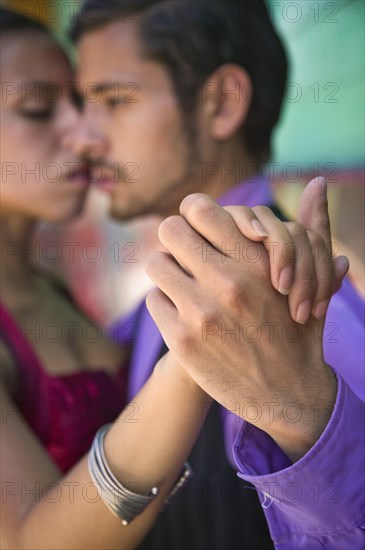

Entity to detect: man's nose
[63,112,108,160]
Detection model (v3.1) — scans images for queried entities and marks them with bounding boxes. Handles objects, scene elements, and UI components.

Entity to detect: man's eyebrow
[78,82,139,94]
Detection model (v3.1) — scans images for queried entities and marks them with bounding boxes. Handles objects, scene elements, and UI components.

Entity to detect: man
[67,1,364,548]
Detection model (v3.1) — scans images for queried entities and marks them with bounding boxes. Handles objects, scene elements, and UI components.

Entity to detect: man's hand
[145,178,347,461]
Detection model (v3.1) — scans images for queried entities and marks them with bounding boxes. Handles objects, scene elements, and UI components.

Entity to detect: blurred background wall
[4,0,364,323]
[272,0,364,298]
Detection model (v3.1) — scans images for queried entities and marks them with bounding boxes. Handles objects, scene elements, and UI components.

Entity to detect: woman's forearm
[104,352,212,495]
[11,354,210,550]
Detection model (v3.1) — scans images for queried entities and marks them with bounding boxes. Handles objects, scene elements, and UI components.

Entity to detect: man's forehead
[76,21,145,81]
[75,23,172,95]
[77,20,143,63]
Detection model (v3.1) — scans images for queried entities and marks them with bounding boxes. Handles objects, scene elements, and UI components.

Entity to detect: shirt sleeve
[233,373,365,549]
[108,302,143,345]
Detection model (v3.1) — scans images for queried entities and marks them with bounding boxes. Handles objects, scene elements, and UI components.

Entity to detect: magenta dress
[0,302,128,473]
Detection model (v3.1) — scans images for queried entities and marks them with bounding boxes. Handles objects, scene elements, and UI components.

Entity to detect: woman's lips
[72,173,91,188]
[66,165,91,188]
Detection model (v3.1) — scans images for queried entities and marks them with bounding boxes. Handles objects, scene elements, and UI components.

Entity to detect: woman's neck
[0,214,39,308]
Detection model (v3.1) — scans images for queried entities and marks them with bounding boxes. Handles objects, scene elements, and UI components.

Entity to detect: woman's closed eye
[20,107,54,121]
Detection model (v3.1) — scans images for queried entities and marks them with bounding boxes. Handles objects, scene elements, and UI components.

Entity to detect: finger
[223,205,269,240]
[146,288,199,362]
[297,177,337,320]
[157,216,226,279]
[158,214,260,282]
[299,179,350,307]
[145,287,178,349]
[298,177,332,254]
[303,233,349,320]
[302,229,333,320]
[225,204,295,295]
[145,250,194,312]
[179,194,256,258]
[251,205,296,295]
[284,222,317,324]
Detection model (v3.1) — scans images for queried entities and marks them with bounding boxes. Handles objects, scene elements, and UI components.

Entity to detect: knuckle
[307,229,324,248]
[221,278,244,309]
[188,196,215,220]
[145,287,162,313]
[252,205,273,218]
[145,251,166,277]
[237,205,255,224]
[194,306,218,328]
[173,328,197,356]
[241,205,253,215]
[226,205,252,218]
[158,215,184,239]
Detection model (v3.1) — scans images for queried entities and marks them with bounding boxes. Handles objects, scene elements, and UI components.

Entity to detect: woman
[0,8,209,549]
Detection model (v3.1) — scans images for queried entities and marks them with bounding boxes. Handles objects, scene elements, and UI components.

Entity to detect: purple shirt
[112,177,365,549]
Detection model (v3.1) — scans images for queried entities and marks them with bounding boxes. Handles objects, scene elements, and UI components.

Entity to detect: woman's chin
[48,200,86,224]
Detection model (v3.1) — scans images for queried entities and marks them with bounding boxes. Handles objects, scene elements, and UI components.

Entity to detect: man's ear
[202,64,252,141]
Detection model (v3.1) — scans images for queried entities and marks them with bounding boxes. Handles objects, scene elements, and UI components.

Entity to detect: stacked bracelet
[88,423,193,525]
[88,423,158,525]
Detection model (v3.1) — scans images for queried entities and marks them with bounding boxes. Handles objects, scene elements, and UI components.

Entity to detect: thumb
[298,176,331,252]
[299,177,349,292]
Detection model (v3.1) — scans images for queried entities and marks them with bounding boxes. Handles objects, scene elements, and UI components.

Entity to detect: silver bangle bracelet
[88,423,158,525]
[88,423,193,525]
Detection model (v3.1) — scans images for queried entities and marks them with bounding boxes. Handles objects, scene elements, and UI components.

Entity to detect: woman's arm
[0,346,210,550]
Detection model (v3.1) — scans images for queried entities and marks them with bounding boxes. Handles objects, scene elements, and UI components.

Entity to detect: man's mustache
[88,159,127,184]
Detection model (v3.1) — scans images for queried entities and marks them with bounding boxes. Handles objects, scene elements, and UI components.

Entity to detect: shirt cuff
[233,373,365,544]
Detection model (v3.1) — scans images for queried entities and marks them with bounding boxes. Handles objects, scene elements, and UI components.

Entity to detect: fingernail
[314,299,329,320]
[295,299,311,325]
[251,219,268,237]
[278,265,294,295]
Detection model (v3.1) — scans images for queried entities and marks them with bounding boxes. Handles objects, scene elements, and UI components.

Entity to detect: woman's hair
[70,0,288,165]
[0,5,51,35]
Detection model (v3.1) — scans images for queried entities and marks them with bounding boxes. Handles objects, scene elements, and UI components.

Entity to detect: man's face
[75,20,205,220]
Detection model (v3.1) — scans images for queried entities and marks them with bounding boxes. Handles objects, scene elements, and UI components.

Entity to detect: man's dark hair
[70,0,288,165]
[0,5,51,35]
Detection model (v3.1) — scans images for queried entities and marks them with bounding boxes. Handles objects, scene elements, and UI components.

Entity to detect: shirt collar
[217,176,274,208]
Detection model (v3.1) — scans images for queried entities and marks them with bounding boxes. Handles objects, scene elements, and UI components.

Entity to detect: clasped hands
[146,178,349,461]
